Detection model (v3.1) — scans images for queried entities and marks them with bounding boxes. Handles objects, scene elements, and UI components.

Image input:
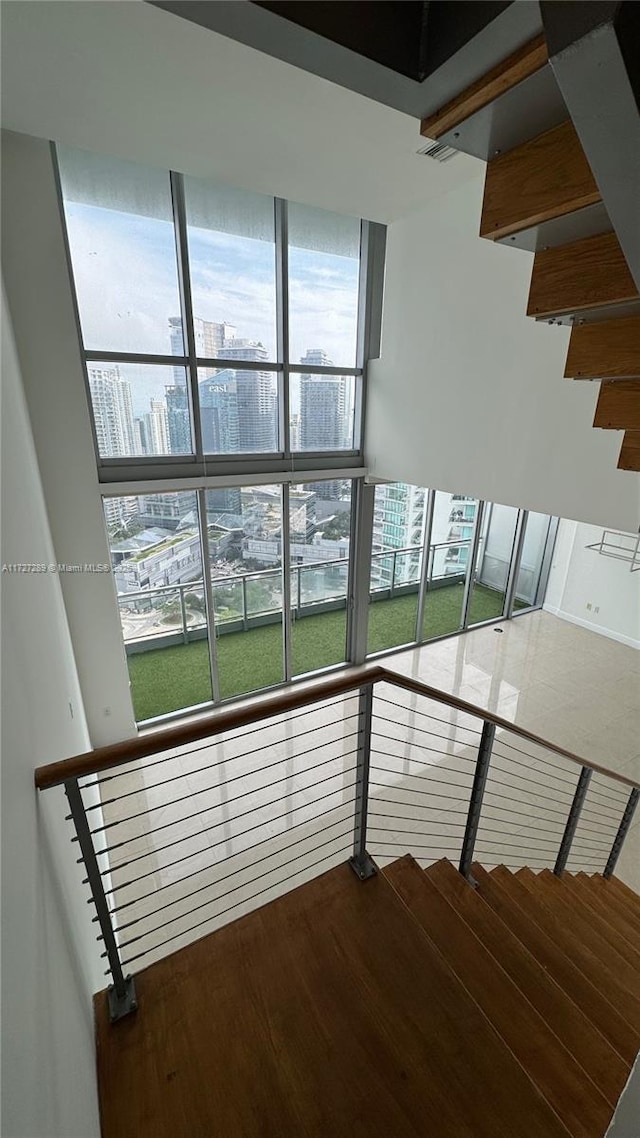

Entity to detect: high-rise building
[223,339,277,452]
[168,316,236,363]
[165,385,192,453]
[144,399,170,455]
[372,483,427,587]
[199,370,240,454]
[299,350,348,499]
[88,365,135,458]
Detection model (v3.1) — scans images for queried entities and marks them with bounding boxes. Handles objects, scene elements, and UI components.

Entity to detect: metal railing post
[241,576,248,632]
[554,766,592,876]
[459,720,495,881]
[65,778,137,1021]
[179,585,188,645]
[349,682,376,881]
[604,788,640,878]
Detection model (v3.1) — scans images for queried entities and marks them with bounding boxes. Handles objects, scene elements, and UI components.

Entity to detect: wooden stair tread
[480,121,601,242]
[573,872,640,946]
[471,862,640,1063]
[513,868,640,993]
[527,232,639,320]
[591,874,640,924]
[489,865,640,1023]
[565,314,640,379]
[593,381,640,431]
[95,862,571,1138]
[618,430,640,471]
[424,859,631,1101]
[421,34,548,141]
[530,870,640,967]
[384,856,615,1136]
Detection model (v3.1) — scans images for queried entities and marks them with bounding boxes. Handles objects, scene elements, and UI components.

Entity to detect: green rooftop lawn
[127,584,527,722]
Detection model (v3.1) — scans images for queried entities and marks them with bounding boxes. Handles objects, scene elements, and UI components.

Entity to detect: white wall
[1,287,101,1137]
[366,172,640,532]
[1,129,136,746]
[544,520,640,649]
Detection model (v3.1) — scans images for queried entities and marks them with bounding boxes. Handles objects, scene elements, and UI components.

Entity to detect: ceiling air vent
[416,141,458,163]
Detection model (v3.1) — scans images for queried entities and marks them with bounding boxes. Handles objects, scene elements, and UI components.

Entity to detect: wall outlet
[586,602,592,611]
[594,605,600,614]
[104,706,111,717]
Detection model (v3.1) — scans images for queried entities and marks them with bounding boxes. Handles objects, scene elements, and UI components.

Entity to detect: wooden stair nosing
[565,314,640,380]
[572,872,640,945]
[420,34,548,141]
[515,868,640,984]
[480,121,601,242]
[591,874,640,922]
[425,860,632,1098]
[539,869,640,955]
[470,862,640,1062]
[593,381,640,431]
[527,232,639,320]
[618,430,640,471]
[490,865,640,1015]
[384,856,614,1136]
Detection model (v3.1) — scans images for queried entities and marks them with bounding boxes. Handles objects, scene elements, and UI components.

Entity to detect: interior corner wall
[1,128,136,746]
[1,285,101,1137]
[544,519,640,650]
[365,170,640,532]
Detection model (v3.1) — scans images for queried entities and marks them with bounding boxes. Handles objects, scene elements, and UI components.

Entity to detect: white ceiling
[0,0,479,223]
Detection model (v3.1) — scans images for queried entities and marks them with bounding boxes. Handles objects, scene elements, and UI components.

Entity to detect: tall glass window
[290,479,353,676]
[467,503,519,626]
[105,491,212,721]
[368,483,426,654]
[514,512,553,608]
[422,491,476,640]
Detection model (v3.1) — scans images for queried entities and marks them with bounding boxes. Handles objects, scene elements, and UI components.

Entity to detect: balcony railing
[36,666,639,1023]
[117,542,472,649]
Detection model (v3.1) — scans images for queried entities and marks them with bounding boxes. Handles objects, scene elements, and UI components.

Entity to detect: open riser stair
[422,31,640,472]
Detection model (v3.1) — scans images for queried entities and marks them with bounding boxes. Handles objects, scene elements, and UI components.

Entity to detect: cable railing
[116,542,472,647]
[34,665,639,1023]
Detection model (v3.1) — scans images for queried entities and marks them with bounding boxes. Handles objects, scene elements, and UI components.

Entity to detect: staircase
[94,856,640,1137]
[421,33,640,473]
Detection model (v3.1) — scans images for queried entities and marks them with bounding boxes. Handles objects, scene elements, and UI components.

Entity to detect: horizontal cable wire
[371,728,476,764]
[371,747,474,782]
[369,787,471,815]
[490,747,580,791]
[107,795,356,914]
[87,736,359,837]
[91,747,358,856]
[81,695,357,789]
[375,695,482,735]
[95,760,357,873]
[481,764,575,804]
[121,843,351,967]
[83,720,358,815]
[369,760,472,792]
[584,787,630,809]
[113,822,354,943]
[369,810,464,827]
[482,772,574,812]
[100,778,357,896]
[371,841,460,851]
[372,712,479,753]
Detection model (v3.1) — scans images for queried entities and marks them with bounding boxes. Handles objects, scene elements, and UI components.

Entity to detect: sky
[64,201,360,418]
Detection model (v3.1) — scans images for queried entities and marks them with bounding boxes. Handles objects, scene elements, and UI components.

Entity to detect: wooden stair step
[421,34,548,141]
[425,859,631,1101]
[480,121,601,242]
[490,865,640,1023]
[95,862,572,1138]
[471,862,640,1062]
[573,872,640,946]
[593,381,640,431]
[384,856,614,1136]
[618,430,640,471]
[565,314,640,379]
[535,870,640,959]
[527,231,639,320]
[590,874,640,924]
[516,868,640,985]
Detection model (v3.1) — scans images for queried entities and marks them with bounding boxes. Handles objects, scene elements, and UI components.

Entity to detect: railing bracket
[108,975,138,1023]
[349,852,377,881]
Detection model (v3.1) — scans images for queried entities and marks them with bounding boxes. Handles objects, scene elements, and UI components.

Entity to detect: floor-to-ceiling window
[58,144,376,722]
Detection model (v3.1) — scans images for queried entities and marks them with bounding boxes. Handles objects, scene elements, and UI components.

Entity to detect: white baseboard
[543,605,640,651]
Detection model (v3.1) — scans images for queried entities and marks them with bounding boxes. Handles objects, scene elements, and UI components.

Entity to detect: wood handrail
[34,664,640,792]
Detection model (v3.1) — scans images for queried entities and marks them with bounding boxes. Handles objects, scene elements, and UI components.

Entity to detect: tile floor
[88,611,639,975]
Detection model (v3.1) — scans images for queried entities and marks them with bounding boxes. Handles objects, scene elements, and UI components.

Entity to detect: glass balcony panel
[467,503,519,626]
